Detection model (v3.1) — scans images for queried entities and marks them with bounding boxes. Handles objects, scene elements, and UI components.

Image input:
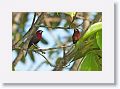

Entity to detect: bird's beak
[41,31,43,33]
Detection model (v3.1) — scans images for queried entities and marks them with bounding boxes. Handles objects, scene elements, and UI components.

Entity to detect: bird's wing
[28,35,40,48]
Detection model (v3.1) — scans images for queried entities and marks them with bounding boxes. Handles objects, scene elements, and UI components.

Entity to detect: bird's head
[74,29,79,33]
[72,29,81,44]
[36,30,43,34]
[36,30,43,40]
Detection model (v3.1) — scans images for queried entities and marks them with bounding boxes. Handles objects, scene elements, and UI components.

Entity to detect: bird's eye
[40,30,43,33]
[37,30,43,33]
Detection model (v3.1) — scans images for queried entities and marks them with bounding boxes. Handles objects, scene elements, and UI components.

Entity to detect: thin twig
[13,45,74,70]
[62,44,66,65]
[13,44,73,52]
[34,50,72,69]
[34,51,56,67]
[63,47,66,58]
[35,25,71,30]
[69,12,77,28]
[36,45,73,51]
[34,61,47,71]
[13,13,44,48]
[31,12,36,27]
[12,12,37,48]
[76,16,89,20]
[76,22,83,28]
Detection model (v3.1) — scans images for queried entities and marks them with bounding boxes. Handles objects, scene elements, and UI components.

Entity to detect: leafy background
[12,12,102,71]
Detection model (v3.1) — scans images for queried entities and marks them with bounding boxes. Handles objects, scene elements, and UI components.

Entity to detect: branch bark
[53,46,77,71]
[70,59,81,71]
[12,12,45,70]
[91,12,102,24]
[13,44,73,51]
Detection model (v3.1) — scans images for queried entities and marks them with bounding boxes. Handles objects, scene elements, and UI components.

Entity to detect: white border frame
[0,0,114,83]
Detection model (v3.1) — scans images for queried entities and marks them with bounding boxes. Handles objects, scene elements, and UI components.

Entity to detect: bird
[28,30,43,48]
[25,30,43,57]
[72,29,81,44]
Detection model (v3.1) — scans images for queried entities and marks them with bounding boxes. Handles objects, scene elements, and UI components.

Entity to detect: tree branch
[35,25,71,30]
[70,59,81,71]
[12,12,44,49]
[91,12,102,24]
[13,44,73,52]
[53,46,77,71]
[36,45,72,51]
[12,12,45,70]
[69,12,77,28]
[53,13,91,71]
[33,51,55,67]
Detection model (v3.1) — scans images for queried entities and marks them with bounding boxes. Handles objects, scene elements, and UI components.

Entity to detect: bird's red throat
[36,32,42,40]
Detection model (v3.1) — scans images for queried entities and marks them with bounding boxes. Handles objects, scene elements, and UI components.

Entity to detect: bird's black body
[28,30,43,48]
[25,30,43,57]
[28,34,40,48]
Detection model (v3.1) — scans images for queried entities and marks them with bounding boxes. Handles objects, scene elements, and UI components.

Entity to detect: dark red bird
[28,30,43,48]
[25,30,43,56]
[72,29,80,44]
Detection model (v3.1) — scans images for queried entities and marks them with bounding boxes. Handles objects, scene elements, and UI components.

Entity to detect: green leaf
[41,37,48,45]
[21,55,26,63]
[79,52,99,71]
[56,57,62,65]
[73,50,82,61]
[48,50,54,58]
[51,22,60,29]
[65,12,76,19]
[19,13,28,30]
[56,12,61,16]
[64,22,69,28]
[28,51,35,62]
[76,22,102,49]
[92,39,99,48]
[83,22,102,40]
[96,30,102,49]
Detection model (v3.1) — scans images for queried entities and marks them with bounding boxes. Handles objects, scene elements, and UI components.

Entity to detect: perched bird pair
[27,28,80,50]
[25,29,80,57]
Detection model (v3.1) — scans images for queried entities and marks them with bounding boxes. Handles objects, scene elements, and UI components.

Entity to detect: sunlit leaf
[96,30,102,49]
[83,22,102,40]
[79,52,99,71]
[92,38,99,48]
[55,12,61,16]
[73,50,82,61]
[76,22,102,48]
[15,33,21,42]
[65,12,76,19]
